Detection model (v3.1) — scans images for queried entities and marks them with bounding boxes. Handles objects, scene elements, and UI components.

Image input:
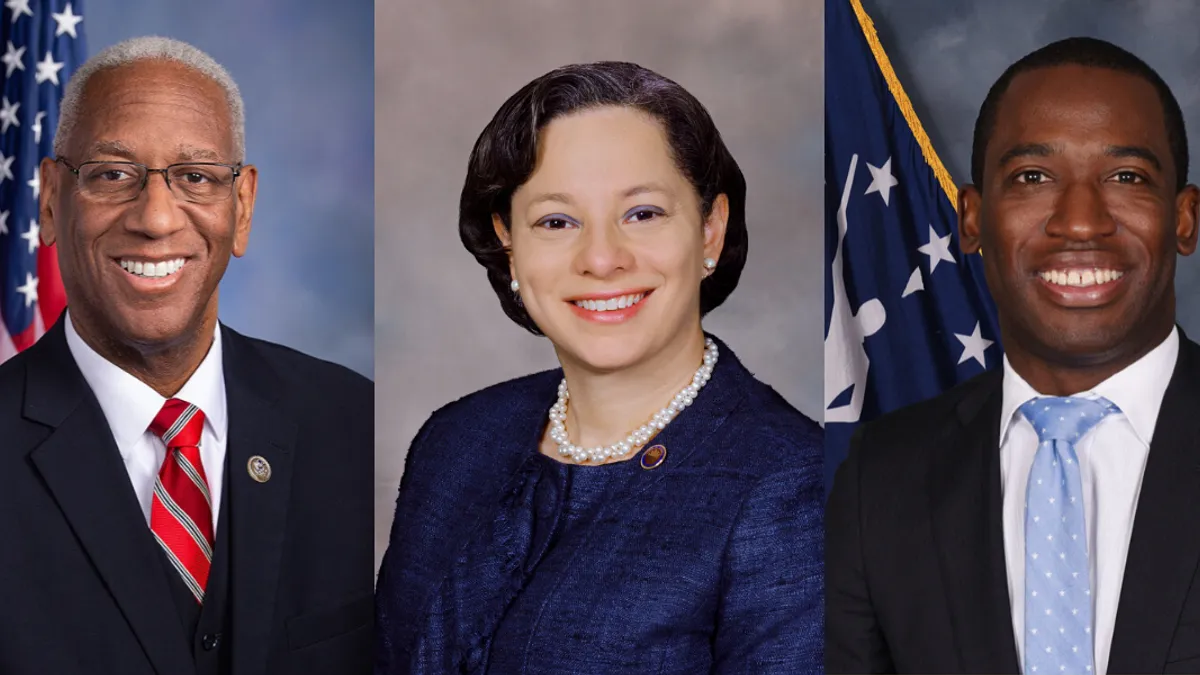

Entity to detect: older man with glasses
[0,36,373,675]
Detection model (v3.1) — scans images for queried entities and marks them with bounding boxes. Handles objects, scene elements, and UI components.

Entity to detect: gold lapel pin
[640,444,667,470]
[247,455,271,483]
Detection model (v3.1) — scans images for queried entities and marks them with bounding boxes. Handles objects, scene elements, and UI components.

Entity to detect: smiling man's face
[41,59,256,353]
[961,63,1197,372]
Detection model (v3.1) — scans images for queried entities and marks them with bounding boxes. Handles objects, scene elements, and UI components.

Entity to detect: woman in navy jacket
[375,61,823,674]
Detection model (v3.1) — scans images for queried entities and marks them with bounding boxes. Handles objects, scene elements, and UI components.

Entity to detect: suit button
[202,633,221,651]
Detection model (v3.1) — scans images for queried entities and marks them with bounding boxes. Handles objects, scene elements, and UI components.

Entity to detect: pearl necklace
[548,338,718,464]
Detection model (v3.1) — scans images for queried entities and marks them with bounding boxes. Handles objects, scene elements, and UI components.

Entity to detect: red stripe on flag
[9,322,38,352]
[1,248,63,362]
[37,243,66,327]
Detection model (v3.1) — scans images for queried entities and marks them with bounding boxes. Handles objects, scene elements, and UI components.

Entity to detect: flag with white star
[0,0,82,361]
[824,0,1001,487]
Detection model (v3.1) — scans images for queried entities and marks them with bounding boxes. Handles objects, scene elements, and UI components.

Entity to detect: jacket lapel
[25,321,195,675]
[589,334,754,506]
[929,371,1021,673]
[1107,336,1200,673]
[220,326,297,675]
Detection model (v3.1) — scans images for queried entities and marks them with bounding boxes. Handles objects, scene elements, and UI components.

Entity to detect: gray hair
[54,36,245,161]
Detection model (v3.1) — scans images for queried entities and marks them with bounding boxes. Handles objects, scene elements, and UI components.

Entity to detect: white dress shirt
[64,311,228,532]
[999,327,1178,674]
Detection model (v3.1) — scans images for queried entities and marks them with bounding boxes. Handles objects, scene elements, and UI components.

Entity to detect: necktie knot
[1019,395,1118,444]
[150,398,206,449]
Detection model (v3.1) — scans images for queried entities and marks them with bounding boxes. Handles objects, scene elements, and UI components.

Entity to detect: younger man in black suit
[827,37,1200,674]
[0,37,372,674]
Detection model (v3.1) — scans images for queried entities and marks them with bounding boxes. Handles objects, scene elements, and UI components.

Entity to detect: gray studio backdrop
[375,0,823,566]
[862,0,1200,337]
[89,0,374,377]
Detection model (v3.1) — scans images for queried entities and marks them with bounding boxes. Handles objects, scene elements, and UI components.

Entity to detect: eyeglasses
[55,157,243,205]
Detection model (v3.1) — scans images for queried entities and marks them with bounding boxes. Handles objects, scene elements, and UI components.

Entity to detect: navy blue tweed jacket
[375,337,824,674]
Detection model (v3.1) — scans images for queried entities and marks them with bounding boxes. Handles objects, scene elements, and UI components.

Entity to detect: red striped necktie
[148,399,213,604]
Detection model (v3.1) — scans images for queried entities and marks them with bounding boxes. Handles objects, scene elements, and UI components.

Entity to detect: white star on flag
[901,268,923,298]
[20,220,38,254]
[5,0,32,24]
[52,3,83,38]
[2,40,24,77]
[0,96,19,133]
[1,0,82,364]
[918,224,957,273]
[15,272,37,308]
[864,157,899,206]
[35,51,64,85]
[32,110,44,143]
[955,321,994,368]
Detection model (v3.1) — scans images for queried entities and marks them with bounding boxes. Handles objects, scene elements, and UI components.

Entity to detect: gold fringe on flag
[847,0,959,211]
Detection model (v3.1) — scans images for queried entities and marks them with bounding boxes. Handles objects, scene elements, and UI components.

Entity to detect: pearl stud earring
[510,279,520,292]
[703,257,717,273]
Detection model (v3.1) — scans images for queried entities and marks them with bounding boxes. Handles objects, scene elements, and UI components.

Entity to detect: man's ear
[959,184,982,255]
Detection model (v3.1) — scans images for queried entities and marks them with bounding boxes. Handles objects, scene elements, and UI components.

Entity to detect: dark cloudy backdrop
[863,0,1200,332]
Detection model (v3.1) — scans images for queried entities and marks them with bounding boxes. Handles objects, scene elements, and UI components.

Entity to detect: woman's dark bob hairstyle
[459,61,748,335]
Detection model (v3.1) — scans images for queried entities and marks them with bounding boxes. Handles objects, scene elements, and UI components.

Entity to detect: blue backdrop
[87,0,374,377]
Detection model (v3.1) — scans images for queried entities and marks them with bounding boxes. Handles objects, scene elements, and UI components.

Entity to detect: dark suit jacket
[375,338,825,674]
[826,333,1200,674]
[0,318,374,675]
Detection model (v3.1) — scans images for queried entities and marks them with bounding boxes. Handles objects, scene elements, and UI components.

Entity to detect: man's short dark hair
[970,36,1188,192]
[458,61,748,335]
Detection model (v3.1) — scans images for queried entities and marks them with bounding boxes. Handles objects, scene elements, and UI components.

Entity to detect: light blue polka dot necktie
[1018,396,1118,675]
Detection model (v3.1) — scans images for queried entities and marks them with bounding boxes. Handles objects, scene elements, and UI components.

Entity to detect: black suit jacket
[0,319,374,675]
[827,334,1200,674]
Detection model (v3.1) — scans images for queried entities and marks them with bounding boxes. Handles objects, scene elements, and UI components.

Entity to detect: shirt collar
[999,326,1179,447]
[64,310,228,458]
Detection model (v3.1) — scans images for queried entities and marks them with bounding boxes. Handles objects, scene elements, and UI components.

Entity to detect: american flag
[0,0,84,362]
[824,0,1001,489]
